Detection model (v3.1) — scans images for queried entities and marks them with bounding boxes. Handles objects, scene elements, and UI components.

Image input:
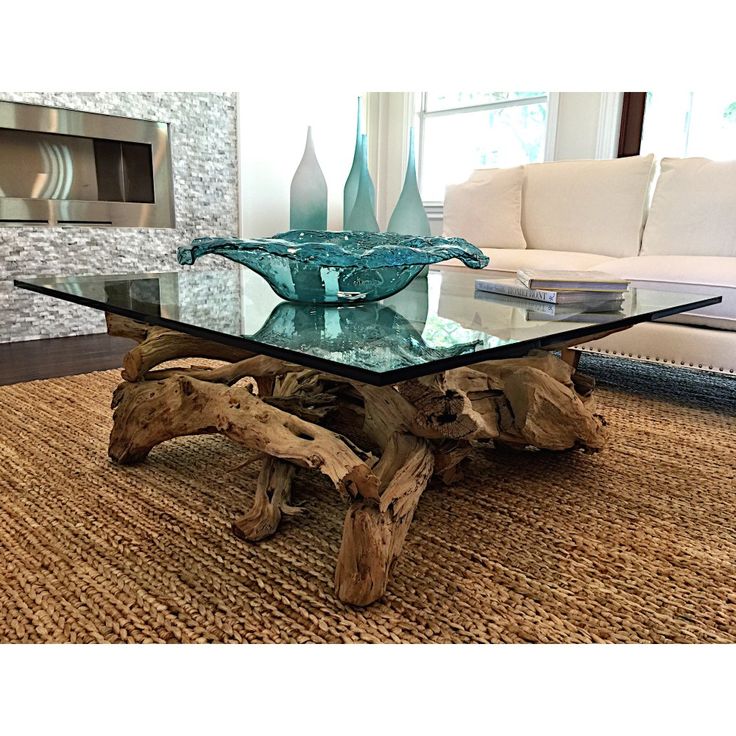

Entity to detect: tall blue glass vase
[343,97,375,228]
[345,134,379,232]
[290,126,328,231]
[387,127,430,237]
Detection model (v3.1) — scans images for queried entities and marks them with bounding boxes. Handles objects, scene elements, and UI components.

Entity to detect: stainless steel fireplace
[0,100,175,227]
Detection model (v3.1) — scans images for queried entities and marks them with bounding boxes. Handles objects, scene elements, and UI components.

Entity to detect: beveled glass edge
[13,276,723,387]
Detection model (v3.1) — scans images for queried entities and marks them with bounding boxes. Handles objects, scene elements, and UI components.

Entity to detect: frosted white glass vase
[290,126,328,231]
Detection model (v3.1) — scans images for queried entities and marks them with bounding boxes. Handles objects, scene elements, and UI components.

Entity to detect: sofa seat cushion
[597,255,736,331]
[641,157,736,257]
[439,248,615,274]
[520,154,655,257]
[443,166,527,249]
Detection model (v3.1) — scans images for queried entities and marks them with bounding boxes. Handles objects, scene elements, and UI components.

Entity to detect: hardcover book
[475,278,627,305]
[473,289,558,314]
[516,269,630,292]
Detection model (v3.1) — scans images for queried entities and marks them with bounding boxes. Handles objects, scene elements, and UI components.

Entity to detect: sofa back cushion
[521,154,655,257]
[641,157,736,257]
[443,166,527,249]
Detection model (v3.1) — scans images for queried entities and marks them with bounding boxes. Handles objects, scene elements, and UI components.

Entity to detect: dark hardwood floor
[0,333,133,385]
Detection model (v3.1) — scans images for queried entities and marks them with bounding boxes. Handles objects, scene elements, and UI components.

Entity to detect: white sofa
[439,154,736,375]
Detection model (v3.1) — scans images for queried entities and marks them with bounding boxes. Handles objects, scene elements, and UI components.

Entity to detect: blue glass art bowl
[177,229,489,305]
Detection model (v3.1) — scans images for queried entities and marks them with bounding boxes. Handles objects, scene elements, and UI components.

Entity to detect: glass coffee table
[15,268,721,605]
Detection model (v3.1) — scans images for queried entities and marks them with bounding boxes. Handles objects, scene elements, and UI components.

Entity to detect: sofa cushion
[598,255,736,331]
[443,166,527,249]
[641,157,736,257]
[437,247,615,273]
[520,154,655,257]
[480,248,615,273]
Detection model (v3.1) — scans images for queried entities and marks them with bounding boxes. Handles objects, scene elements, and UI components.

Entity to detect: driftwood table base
[106,313,608,606]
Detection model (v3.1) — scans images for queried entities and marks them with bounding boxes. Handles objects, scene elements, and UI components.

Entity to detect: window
[415,92,550,202]
[640,92,736,160]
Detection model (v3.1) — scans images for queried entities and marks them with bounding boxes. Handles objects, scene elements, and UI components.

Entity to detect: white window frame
[595,92,624,159]
[366,92,565,228]
[415,92,553,206]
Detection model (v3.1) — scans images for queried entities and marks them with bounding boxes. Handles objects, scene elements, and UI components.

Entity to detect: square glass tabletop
[15,268,722,386]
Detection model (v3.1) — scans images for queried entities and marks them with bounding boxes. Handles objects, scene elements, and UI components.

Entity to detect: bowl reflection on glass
[247,299,481,373]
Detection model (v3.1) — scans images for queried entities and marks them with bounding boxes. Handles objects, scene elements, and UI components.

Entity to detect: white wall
[238,90,361,237]
[552,92,603,160]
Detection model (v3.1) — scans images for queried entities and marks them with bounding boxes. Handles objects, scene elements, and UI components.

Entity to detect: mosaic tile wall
[0,92,240,342]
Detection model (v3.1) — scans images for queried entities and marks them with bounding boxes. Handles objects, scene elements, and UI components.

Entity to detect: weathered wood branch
[231,457,299,542]
[109,375,380,499]
[106,313,253,381]
[261,369,339,423]
[255,375,276,398]
[354,383,415,448]
[433,440,474,484]
[229,363,337,541]
[334,433,435,606]
[332,351,605,452]
[471,349,576,391]
[121,329,252,382]
[502,366,607,450]
[105,310,610,606]
[142,355,301,385]
[104,312,151,343]
[397,374,484,440]
[262,392,337,423]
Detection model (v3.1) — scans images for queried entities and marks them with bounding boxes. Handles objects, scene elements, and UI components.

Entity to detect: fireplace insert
[0,100,174,228]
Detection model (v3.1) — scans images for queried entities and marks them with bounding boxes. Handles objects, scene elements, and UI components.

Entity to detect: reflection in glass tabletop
[14,268,721,385]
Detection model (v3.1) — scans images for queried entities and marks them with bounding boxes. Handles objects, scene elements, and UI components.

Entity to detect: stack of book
[475,269,630,321]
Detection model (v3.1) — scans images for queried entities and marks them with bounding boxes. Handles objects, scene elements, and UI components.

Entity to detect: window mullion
[417,92,427,197]
[423,95,548,118]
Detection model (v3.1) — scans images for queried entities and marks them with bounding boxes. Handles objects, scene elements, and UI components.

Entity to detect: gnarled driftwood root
[232,456,299,541]
[106,312,253,381]
[109,374,379,500]
[335,433,435,606]
[106,316,609,606]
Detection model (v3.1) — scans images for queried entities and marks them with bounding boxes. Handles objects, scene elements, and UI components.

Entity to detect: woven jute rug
[1,357,734,643]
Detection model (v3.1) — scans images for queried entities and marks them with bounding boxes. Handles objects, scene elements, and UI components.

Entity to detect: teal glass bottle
[345,134,379,232]
[387,127,430,237]
[290,126,328,231]
[343,97,375,228]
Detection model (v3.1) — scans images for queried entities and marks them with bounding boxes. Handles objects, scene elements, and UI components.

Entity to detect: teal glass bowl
[177,230,489,305]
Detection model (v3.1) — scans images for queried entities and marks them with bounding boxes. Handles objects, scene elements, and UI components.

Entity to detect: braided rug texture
[0,358,734,643]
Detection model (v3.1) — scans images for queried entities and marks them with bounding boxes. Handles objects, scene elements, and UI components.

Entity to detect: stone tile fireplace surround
[0,92,239,342]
